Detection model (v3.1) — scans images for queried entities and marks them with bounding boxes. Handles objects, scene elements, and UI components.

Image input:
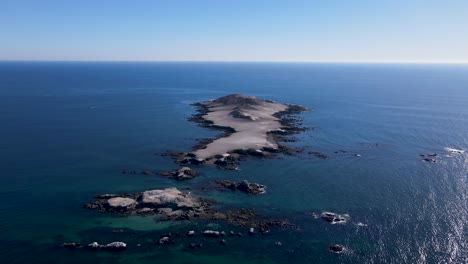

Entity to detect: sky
[1,0,467,63]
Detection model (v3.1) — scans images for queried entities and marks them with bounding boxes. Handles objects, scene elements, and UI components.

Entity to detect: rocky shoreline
[84,187,296,233]
[169,94,308,169]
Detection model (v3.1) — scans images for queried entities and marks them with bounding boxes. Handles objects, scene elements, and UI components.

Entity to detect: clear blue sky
[1,0,467,62]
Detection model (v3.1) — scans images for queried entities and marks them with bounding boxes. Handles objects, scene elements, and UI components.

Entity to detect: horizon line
[1,59,468,65]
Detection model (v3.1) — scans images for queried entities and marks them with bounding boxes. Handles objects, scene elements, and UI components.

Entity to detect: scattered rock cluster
[224,208,295,234]
[78,95,354,255]
[420,153,438,163]
[211,179,266,195]
[60,241,127,251]
[84,189,295,233]
[84,187,203,217]
[308,151,329,160]
[320,212,349,224]
[158,167,200,180]
[334,150,361,157]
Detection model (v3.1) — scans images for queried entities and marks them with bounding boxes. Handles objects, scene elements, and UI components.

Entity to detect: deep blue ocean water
[0,62,467,263]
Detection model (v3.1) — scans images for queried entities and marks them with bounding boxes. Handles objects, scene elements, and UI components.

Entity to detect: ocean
[0,62,467,263]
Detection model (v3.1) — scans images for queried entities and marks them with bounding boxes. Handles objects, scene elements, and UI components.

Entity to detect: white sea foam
[354,222,368,227]
[444,147,464,154]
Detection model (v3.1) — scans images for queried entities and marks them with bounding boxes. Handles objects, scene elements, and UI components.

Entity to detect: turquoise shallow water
[0,62,467,263]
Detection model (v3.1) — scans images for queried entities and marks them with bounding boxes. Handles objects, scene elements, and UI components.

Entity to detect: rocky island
[170,94,307,168]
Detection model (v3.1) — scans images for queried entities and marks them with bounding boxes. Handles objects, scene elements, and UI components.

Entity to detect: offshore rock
[159,236,171,245]
[321,212,349,224]
[327,244,345,253]
[61,241,127,251]
[60,243,81,249]
[87,242,101,250]
[213,179,266,195]
[158,167,200,181]
[189,242,203,249]
[103,242,127,251]
[140,188,200,208]
[141,170,153,175]
[238,180,266,195]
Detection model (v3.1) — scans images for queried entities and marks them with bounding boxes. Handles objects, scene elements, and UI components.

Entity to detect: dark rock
[334,150,348,154]
[60,243,81,249]
[224,208,295,230]
[158,167,200,180]
[320,212,348,224]
[308,151,329,159]
[247,148,264,157]
[214,159,228,166]
[83,201,100,209]
[158,171,172,177]
[189,243,203,249]
[237,180,266,195]
[215,180,238,190]
[213,179,266,195]
[327,244,345,253]
[420,153,439,163]
[141,170,153,175]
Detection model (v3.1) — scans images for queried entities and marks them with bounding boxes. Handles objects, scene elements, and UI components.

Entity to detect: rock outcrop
[158,167,199,180]
[91,242,127,251]
[320,212,349,224]
[327,244,345,253]
[60,243,81,249]
[140,188,200,208]
[107,197,137,209]
[212,179,266,195]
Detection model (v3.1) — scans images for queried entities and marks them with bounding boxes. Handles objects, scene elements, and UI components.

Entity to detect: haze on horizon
[1,0,467,63]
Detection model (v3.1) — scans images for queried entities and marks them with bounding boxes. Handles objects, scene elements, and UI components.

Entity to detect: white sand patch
[194,94,288,160]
